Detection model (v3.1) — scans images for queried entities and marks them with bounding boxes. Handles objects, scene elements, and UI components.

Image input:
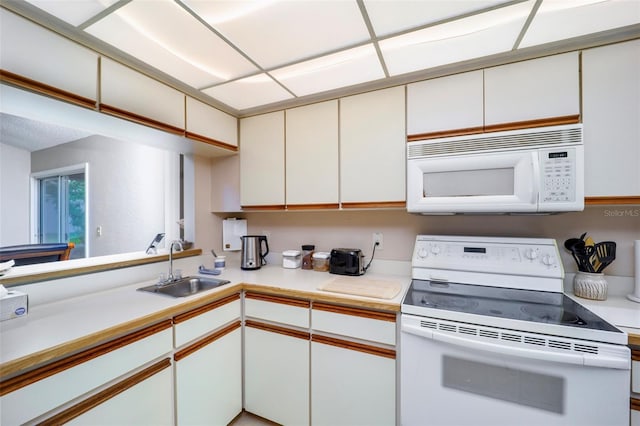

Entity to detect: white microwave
[407,124,584,214]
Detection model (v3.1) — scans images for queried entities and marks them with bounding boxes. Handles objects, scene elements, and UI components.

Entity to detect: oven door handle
[402,323,629,370]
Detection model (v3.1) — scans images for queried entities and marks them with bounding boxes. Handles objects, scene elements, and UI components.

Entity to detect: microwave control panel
[540,148,576,203]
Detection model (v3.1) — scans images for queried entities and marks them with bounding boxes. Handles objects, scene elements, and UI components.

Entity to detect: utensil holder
[573,272,608,301]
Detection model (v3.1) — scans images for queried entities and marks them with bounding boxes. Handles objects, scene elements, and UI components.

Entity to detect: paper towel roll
[628,240,640,303]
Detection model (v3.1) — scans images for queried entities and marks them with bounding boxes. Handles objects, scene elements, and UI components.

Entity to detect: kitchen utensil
[564,238,593,272]
[593,241,616,273]
[240,235,269,270]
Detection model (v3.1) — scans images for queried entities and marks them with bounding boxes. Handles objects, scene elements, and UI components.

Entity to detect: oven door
[400,314,630,426]
[406,150,538,213]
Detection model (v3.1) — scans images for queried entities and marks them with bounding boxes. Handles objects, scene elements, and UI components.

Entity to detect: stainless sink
[138,276,230,298]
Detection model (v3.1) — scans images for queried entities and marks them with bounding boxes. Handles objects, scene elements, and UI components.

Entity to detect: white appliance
[406,124,584,214]
[401,235,630,426]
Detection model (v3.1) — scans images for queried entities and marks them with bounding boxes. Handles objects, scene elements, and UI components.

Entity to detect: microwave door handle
[531,152,541,204]
[401,322,629,370]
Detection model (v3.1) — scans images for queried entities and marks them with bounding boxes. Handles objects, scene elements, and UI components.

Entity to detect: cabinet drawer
[0,321,172,425]
[244,292,310,328]
[312,303,396,345]
[633,351,639,394]
[174,294,241,348]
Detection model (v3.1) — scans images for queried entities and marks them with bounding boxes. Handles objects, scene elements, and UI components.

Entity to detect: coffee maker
[240,235,269,270]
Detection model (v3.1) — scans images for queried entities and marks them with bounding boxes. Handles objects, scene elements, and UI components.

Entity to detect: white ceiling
[12,0,640,114]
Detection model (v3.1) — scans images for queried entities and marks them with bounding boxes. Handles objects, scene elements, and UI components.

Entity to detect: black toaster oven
[329,248,365,276]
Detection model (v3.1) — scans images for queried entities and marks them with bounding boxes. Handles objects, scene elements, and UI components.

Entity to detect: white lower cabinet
[244,325,310,425]
[66,361,174,426]
[311,339,396,426]
[175,326,242,426]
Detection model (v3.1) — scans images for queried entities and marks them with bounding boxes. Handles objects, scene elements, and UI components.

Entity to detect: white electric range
[401,235,630,426]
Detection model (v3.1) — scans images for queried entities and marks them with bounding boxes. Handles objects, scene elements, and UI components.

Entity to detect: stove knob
[417,248,428,259]
[430,245,441,255]
[524,248,538,260]
[542,254,555,266]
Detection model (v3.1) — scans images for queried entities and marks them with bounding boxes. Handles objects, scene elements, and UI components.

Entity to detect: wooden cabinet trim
[245,320,310,341]
[585,196,640,206]
[628,334,640,347]
[0,320,172,396]
[245,292,311,309]
[38,358,171,425]
[241,205,286,211]
[173,293,240,325]
[341,201,406,209]
[632,398,640,412]
[174,321,241,362]
[0,69,96,110]
[312,334,395,359]
[312,302,396,322]
[286,203,340,210]
[99,104,185,135]
[185,131,238,152]
[407,115,580,142]
[631,349,640,362]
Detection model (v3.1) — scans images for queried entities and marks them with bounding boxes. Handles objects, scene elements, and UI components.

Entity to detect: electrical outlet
[373,232,383,250]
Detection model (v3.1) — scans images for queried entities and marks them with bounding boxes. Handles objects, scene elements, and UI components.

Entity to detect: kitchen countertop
[2,260,639,380]
[0,262,410,378]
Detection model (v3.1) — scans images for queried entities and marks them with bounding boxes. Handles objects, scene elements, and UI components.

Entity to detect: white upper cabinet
[0,9,98,104]
[286,100,339,207]
[240,111,285,208]
[186,97,238,147]
[484,52,580,126]
[340,86,406,206]
[407,70,484,136]
[582,40,640,198]
[100,58,185,131]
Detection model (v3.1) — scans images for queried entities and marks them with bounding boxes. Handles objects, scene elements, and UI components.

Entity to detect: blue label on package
[15,307,26,316]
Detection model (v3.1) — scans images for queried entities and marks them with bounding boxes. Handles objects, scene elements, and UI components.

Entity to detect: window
[31,164,88,259]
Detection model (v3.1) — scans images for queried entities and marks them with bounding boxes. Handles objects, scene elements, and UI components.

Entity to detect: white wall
[0,142,30,246]
[243,208,640,278]
[31,135,174,257]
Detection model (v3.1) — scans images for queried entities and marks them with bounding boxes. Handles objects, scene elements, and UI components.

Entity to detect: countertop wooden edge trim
[0,249,203,287]
[173,293,240,325]
[245,291,311,308]
[38,358,172,425]
[241,284,400,312]
[629,333,640,347]
[632,350,640,362]
[0,283,242,380]
[313,301,397,322]
[0,320,172,395]
[585,196,640,206]
[245,320,310,341]
[312,335,396,359]
[174,321,241,362]
[184,131,238,152]
[632,398,640,412]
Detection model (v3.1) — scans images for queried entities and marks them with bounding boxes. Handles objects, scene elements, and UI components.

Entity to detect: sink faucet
[166,240,183,283]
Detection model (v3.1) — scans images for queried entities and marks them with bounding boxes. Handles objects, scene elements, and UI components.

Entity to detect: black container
[329,248,365,276]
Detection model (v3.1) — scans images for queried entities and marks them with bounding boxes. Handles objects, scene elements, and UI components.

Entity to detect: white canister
[214,256,226,270]
[282,250,302,269]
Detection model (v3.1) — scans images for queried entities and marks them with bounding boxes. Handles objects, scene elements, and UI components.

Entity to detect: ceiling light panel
[202,74,294,110]
[85,0,258,88]
[364,0,515,37]
[183,0,371,69]
[519,0,640,48]
[24,0,119,26]
[379,1,535,76]
[270,44,385,97]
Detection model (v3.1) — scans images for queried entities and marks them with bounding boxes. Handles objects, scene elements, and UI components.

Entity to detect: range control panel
[412,235,563,279]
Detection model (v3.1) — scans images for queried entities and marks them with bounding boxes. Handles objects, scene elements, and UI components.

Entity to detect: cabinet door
[312,302,396,345]
[174,294,241,348]
[484,52,579,126]
[0,9,97,105]
[244,325,309,425]
[186,96,238,148]
[340,86,406,207]
[100,58,185,132]
[407,70,484,137]
[311,339,396,426]
[286,100,339,207]
[240,111,285,208]
[65,360,174,426]
[582,39,640,197]
[175,326,242,426]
